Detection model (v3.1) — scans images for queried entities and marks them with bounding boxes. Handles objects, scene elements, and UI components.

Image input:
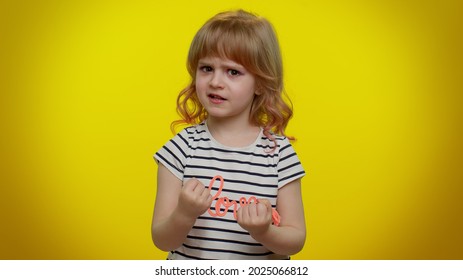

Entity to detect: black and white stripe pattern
[154,122,305,260]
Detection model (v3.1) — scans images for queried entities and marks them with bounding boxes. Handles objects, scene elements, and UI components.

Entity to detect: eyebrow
[198,59,245,70]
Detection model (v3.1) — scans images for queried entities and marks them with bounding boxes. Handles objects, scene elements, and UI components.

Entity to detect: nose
[209,71,224,89]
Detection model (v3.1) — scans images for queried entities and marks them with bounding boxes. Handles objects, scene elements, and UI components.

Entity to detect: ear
[253,80,263,96]
[254,85,264,96]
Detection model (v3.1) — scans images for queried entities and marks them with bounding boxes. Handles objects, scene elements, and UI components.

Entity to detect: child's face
[196,56,257,122]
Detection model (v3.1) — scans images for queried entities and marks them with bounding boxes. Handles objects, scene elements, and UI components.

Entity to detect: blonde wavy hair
[172,10,294,140]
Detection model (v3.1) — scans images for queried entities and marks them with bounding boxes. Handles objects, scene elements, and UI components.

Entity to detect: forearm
[251,225,306,256]
[151,208,196,252]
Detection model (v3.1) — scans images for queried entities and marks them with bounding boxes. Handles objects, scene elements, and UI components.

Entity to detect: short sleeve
[154,129,190,180]
[277,138,305,188]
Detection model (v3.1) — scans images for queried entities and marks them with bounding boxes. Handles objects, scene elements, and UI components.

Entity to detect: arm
[151,163,212,251]
[237,179,306,255]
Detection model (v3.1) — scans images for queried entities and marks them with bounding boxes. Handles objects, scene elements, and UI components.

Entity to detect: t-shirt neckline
[203,121,263,151]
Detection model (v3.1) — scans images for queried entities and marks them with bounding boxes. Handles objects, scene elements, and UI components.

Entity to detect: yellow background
[1,0,462,259]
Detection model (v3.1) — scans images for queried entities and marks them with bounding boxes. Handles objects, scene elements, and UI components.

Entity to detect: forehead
[193,29,254,69]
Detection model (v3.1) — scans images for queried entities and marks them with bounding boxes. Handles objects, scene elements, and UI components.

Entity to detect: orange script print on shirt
[206,175,281,226]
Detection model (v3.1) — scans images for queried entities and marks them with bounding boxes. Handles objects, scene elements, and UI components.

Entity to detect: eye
[199,66,213,72]
[228,69,241,76]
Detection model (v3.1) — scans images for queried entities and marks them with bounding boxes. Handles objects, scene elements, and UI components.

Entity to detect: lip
[207,93,227,104]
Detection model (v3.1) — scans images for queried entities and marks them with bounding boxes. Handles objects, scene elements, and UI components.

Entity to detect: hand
[176,178,213,220]
[236,199,273,236]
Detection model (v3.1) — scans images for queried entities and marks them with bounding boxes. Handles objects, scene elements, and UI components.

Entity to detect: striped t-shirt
[154,122,305,260]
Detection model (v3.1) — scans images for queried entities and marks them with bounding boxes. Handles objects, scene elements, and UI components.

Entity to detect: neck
[206,117,261,148]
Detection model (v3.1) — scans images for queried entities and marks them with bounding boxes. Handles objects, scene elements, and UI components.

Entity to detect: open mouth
[208,94,227,101]
[208,94,227,104]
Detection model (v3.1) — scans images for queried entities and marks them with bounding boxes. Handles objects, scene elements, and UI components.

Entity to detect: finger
[240,205,250,223]
[236,206,242,222]
[206,193,213,206]
[184,178,199,191]
[190,179,206,195]
[257,199,272,210]
[200,188,212,204]
[199,183,211,199]
[256,203,268,217]
[249,202,259,218]
[257,199,273,221]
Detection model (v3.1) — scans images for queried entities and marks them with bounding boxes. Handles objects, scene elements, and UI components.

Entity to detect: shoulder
[181,123,207,137]
[177,123,210,144]
[259,132,292,156]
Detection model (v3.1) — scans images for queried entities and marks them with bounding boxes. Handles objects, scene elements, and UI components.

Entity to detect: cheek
[195,80,207,104]
[238,83,257,99]
[243,78,257,95]
[195,76,207,92]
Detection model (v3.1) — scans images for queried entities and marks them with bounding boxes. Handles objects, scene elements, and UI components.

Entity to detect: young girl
[152,10,306,260]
